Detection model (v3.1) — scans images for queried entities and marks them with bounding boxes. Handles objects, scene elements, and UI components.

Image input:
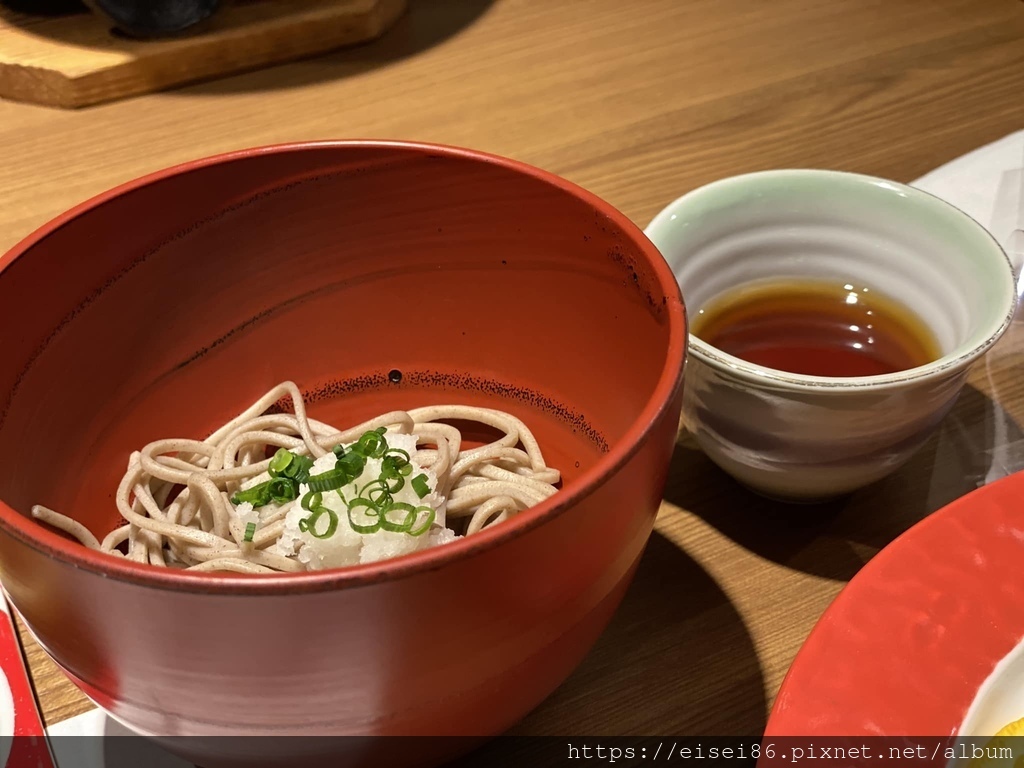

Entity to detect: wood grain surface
[1,0,1023,735]
[0,0,407,108]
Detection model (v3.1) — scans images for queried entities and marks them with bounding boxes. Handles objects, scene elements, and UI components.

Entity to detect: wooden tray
[0,0,406,109]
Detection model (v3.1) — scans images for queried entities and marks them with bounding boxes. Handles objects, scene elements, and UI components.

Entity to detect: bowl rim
[644,168,1018,393]
[0,139,688,595]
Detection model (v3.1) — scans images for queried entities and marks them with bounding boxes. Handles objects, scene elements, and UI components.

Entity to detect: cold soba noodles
[32,382,561,574]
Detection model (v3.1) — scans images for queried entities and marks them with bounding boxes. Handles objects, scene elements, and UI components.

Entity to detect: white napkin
[912,130,1024,494]
[913,130,1024,267]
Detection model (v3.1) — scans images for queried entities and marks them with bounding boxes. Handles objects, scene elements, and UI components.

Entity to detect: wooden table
[2,0,1023,737]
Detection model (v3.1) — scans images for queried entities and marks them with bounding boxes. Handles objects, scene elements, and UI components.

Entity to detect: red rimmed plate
[765,470,1024,737]
[0,594,55,767]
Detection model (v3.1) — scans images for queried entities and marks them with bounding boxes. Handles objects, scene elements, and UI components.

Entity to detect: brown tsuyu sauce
[690,279,941,377]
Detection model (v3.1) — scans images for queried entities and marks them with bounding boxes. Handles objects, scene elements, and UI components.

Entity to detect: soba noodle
[33,382,561,574]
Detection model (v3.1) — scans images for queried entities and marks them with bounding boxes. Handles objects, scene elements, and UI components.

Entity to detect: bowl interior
[0,143,679,565]
[648,170,1016,365]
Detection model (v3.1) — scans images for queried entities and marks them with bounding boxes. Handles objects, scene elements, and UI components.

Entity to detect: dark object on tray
[1,0,85,14]
[0,0,222,37]
[83,0,223,37]
[0,0,407,108]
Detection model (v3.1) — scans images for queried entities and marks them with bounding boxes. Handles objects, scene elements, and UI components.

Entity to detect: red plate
[0,595,55,767]
[765,470,1024,737]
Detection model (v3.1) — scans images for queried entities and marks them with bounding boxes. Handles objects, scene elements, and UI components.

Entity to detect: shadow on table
[172,0,497,97]
[663,383,1024,583]
[506,532,766,738]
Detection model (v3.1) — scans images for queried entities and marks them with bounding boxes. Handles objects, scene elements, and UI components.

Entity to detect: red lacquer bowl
[0,142,686,766]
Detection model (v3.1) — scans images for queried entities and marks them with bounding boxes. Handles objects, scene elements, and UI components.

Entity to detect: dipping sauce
[690,279,941,377]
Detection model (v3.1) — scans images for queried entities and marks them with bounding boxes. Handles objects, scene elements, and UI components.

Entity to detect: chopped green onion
[354,430,388,459]
[285,433,443,540]
[289,454,315,483]
[380,451,410,493]
[236,426,442,543]
[335,450,365,479]
[230,480,274,507]
[346,497,381,534]
[411,474,430,499]
[307,468,350,493]
[268,448,293,476]
[380,501,418,533]
[382,448,410,466]
[380,471,404,494]
[267,450,314,483]
[298,503,339,540]
[359,479,391,508]
[407,506,436,537]
[384,454,410,477]
[267,477,299,504]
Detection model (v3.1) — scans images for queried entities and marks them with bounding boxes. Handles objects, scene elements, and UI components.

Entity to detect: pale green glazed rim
[645,169,1019,392]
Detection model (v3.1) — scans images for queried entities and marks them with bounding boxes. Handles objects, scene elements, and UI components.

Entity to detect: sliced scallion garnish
[268,448,293,477]
[267,449,314,486]
[243,522,256,543]
[289,454,315,483]
[230,480,274,507]
[361,479,392,509]
[380,501,418,533]
[411,474,430,499]
[354,430,388,459]
[336,450,365,479]
[407,507,436,537]
[347,497,381,534]
[301,490,322,512]
[267,477,299,504]
[290,429,438,541]
[307,468,350,493]
[298,503,339,540]
[380,471,404,494]
[382,448,410,465]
